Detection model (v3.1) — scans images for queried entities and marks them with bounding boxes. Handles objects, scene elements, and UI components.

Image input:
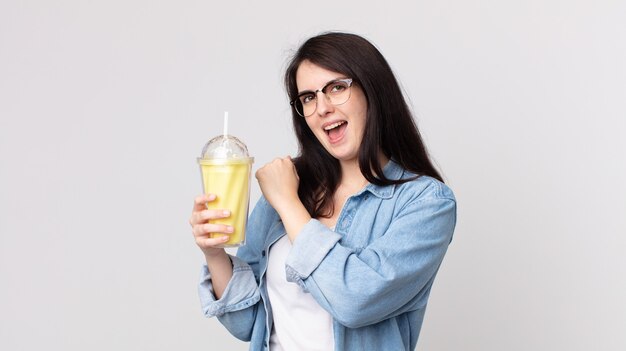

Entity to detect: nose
[315,91,334,117]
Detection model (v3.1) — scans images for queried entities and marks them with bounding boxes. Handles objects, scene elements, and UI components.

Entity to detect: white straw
[223,111,229,137]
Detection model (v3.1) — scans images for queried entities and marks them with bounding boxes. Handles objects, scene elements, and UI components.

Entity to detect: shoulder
[391,173,457,232]
[382,160,455,204]
[396,172,456,204]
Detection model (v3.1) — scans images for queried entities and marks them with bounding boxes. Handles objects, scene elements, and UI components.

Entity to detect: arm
[190,194,234,298]
[195,196,276,340]
[198,256,260,341]
[285,184,457,328]
[254,157,311,242]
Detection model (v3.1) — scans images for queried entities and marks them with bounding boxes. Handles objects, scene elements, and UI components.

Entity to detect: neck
[339,159,367,188]
[338,152,389,189]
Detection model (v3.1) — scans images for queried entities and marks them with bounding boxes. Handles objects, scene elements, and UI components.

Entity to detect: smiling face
[295,60,368,164]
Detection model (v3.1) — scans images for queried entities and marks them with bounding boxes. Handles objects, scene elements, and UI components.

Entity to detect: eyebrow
[297,77,347,95]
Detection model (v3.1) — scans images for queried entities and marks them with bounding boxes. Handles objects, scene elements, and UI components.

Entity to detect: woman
[190,32,456,351]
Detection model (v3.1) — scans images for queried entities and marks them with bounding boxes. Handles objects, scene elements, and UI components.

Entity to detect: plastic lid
[200,134,250,159]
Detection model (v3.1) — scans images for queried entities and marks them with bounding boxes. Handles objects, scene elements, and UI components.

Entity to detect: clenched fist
[255,156,301,212]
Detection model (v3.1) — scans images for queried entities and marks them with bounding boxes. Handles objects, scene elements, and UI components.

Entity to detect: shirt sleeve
[198,256,260,317]
[197,254,260,341]
[284,181,457,329]
[197,196,276,340]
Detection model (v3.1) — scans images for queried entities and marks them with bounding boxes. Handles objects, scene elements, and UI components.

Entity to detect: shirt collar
[357,159,404,199]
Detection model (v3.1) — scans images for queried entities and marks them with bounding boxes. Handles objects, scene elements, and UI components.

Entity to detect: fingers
[255,156,295,178]
[196,235,230,248]
[189,208,231,226]
[266,156,295,166]
[192,193,216,212]
[280,155,294,164]
[192,222,234,238]
[192,222,234,249]
[190,194,232,231]
[190,195,233,233]
[190,194,235,252]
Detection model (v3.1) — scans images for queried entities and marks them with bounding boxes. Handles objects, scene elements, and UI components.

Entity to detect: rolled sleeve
[282,188,456,328]
[198,255,260,317]
[284,219,342,284]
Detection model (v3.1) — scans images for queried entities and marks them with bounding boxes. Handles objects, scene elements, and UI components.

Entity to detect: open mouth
[323,121,348,143]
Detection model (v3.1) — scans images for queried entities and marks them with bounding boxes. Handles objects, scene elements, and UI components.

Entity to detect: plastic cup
[197,134,253,247]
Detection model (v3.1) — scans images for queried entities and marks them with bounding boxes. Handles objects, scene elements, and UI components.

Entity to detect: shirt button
[261,250,266,257]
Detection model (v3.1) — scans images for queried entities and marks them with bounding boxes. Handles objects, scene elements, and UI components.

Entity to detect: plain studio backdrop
[1,1,625,350]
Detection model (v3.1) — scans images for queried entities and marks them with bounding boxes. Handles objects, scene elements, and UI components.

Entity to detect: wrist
[274,196,304,217]
[277,202,312,242]
[273,193,302,214]
[204,248,227,261]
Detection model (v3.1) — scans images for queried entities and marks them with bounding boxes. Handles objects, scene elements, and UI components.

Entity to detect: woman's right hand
[189,194,234,257]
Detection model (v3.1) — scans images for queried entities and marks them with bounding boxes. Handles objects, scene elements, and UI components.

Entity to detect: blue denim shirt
[198,160,457,351]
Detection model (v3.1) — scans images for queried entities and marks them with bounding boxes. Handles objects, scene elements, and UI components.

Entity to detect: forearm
[285,197,457,327]
[205,250,233,299]
[255,156,310,241]
[198,254,261,322]
[274,198,312,243]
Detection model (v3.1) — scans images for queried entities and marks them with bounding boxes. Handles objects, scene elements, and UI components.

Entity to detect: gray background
[1,1,625,350]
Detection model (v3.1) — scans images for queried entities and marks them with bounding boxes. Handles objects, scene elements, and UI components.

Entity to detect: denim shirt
[198,160,457,351]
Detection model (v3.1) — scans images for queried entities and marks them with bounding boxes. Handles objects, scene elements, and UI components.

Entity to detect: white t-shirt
[266,235,334,351]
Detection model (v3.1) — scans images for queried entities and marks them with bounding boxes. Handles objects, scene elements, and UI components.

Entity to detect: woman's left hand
[255,156,300,212]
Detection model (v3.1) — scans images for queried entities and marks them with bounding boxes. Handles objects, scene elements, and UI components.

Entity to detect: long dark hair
[285,32,443,218]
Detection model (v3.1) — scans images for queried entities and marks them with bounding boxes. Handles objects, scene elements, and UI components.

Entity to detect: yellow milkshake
[197,126,253,248]
[198,158,252,247]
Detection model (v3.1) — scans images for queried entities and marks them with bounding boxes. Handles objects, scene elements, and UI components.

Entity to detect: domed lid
[200,134,250,159]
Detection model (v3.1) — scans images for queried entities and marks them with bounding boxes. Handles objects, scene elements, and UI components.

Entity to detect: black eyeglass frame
[289,78,354,117]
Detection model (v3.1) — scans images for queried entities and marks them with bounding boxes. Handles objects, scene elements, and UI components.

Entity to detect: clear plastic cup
[197,134,254,247]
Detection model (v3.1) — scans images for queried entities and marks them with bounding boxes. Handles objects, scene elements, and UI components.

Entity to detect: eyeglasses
[290,78,353,117]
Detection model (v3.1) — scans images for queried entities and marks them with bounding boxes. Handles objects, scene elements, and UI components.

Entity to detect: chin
[332,152,358,163]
